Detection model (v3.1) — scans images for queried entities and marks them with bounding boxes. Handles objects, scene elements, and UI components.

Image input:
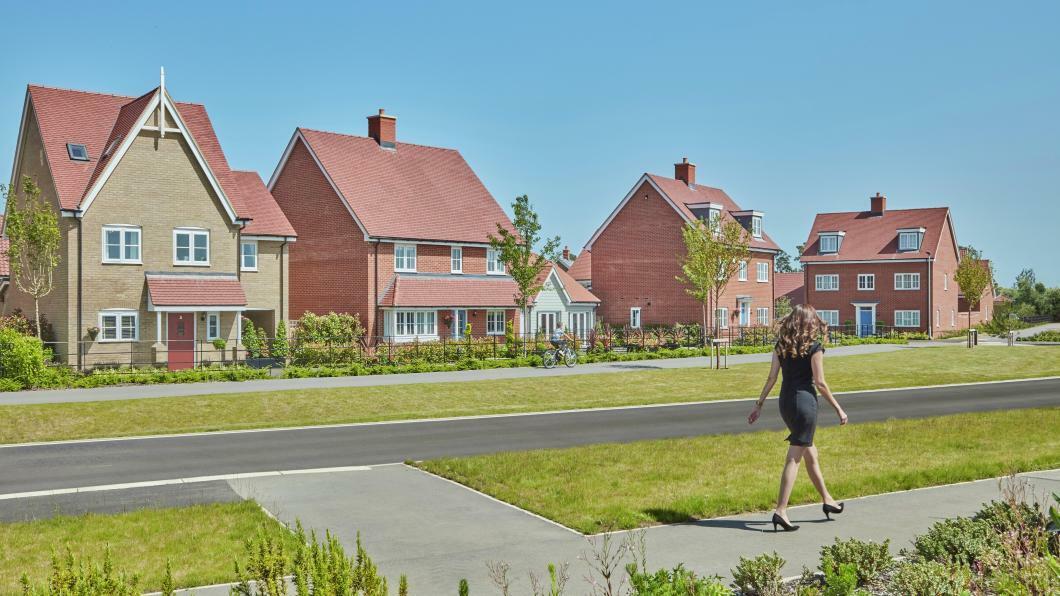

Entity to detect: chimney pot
[367,108,397,148]
[870,192,887,215]
[675,158,696,186]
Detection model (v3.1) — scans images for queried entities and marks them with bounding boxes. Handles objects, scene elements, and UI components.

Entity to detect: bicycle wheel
[542,350,557,369]
[563,348,578,367]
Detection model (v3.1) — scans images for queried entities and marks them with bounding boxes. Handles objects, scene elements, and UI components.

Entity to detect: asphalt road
[2,377,1057,495]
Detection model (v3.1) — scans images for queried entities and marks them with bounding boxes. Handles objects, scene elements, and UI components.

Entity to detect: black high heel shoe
[823,502,845,520]
[771,513,799,532]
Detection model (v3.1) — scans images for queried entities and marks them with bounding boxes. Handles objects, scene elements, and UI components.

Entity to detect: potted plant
[212,338,227,362]
[87,325,100,341]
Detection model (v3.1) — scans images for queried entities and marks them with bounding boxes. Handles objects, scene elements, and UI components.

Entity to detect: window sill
[485,271,506,276]
[486,331,504,336]
[96,338,139,343]
[102,261,143,266]
[241,267,258,273]
[174,262,211,267]
[395,269,417,274]
[387,334,440,343]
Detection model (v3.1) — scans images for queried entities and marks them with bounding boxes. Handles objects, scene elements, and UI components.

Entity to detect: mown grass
[418,407,1060,534]
[0,501,298,593]
[1,346,1057,445]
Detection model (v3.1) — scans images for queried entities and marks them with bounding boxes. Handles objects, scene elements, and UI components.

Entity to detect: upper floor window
[815,274,839,291]
[751,216,763,238]
[102,225,141,264]
[738,261,748,281]
[895,273,921,290]
[67,143,89,161]
[898,231,921,251]
[241,240,258,271]
[174,228,209,266]
[98,309,138,342]
[450,247,463,273]
[487,248,505,274]
[819,235,839,254]
[857,273,875,291]
[756,262,769,282]
[394,244,417,272]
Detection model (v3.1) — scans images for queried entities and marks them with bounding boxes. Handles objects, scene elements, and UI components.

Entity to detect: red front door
[167,312,195,371]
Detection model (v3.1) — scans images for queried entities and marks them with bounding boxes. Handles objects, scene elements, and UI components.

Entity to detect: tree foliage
[676,216,752,337]
[955,251,992,334]
[774,249,799,273]
[3,176,61,339]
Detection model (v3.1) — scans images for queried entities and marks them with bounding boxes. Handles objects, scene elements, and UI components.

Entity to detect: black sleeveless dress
[777,341,824,446]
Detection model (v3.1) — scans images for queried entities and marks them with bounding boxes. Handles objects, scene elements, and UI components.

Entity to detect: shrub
[212,338,227,351]
[242,319,263,359]
[272,321,290,361]
[627,563,731,595]
[820,562,863,596]
[0,377,23,392]
[20,547,140,595]
[974,499,1045,535]
[910,516,999,567]
[887,560,971,596]
[0,327,48,389]
[730,552,784,596]
[818,537,891,586]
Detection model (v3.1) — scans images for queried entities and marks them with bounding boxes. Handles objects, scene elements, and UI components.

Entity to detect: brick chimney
[674,157,696,186]
[367,109,397,148]
[562,246,570,260]
[870,192,886,215]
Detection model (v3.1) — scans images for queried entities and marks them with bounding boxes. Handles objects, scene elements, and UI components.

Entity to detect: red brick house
[800,193,987,337]
[775,272,805,307]
[269,110,540,341]
[566,249,591,290]
[583,158,780,330]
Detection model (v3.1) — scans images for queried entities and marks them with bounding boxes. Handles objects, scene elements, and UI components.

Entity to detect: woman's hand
[836,407,848,425]
[748,403,762,425]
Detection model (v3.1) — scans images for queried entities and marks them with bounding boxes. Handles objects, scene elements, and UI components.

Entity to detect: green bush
[887,560,971,596]
[272,321,290,360]
[627,562,731,595]
[0,377,23,392]
[820,562,864,596]
[910,517,999,567]
[973,499,1045,535]
[818,537,891,586]
[730,552,784,596]
[1018,330,1060,342]
[20,547,140,595]
[0,327,48,389]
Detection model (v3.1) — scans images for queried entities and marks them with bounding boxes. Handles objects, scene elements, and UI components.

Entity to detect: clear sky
[2,1,1057,285]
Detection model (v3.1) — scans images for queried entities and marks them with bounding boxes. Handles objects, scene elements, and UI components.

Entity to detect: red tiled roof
[774,272,805,306]
[379,275,519,308]
[146,275,247,307]
[296,128,515,243]
[0,215,8,278]
[646,174,781,252]
[232,171,296,237]
[800,207,951,263]
[567,249,591,282]
[552,265,599,303]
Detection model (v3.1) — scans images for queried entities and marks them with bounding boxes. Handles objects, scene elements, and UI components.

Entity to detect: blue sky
[2,1,1057,285]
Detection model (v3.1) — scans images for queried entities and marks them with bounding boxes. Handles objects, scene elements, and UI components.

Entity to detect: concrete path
[4,377,1057,496]
[2,343,908,406]
[196,466,1060,594]
[1015,321,1060,339]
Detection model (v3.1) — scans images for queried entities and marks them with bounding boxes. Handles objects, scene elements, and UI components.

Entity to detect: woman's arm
[748,352,781,424]
[811,351,848,425]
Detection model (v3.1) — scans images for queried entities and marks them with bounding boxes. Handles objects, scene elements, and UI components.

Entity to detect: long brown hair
[775,304,826,359]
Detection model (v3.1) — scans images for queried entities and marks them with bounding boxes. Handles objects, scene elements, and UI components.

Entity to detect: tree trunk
[522,306,529,358]
[968,309,973,348]
[33,297,41,340]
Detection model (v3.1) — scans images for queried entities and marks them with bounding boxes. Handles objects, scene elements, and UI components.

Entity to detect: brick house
[582,158,780,331]
[774,272,805,307]
[0,216,8,309]
[270,110,594,341]
[566,249,592,290]
[799,193,989,337]
[3,79,295,369]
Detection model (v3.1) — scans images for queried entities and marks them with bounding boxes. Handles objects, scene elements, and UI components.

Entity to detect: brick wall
[804,262,930,331]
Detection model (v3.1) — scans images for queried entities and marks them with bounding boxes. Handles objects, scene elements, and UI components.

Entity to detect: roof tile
[800,207,950,262]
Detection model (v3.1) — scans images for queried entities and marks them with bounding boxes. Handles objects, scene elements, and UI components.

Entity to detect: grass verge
[0,501,297,593]
[1,346,1058,445]
[417,407,1060,534]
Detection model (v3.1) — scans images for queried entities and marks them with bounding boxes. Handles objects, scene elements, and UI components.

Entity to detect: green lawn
[0,501,299,593]
[1,346,1058,445]
[418,407,1060,534]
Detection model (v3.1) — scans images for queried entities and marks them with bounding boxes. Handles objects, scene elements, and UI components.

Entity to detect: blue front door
[858,308,873,337]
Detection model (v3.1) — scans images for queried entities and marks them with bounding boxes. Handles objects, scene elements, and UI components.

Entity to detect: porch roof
[146,273,247,309]
[379,274,518,308]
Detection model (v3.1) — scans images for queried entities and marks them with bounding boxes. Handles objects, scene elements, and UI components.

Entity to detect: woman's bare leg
[803,445,838,506]
[775,445,805,521]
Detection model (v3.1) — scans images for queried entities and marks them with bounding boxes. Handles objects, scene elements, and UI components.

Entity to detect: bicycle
[542,342,578,369]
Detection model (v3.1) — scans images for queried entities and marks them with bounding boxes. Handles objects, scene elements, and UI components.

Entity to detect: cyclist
[550,322,569,352]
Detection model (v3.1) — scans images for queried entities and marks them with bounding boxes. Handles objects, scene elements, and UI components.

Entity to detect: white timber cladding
[527,269,596,338]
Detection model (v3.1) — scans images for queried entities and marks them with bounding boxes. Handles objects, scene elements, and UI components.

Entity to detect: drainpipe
[279,239,287,322]
[373,240,380,338]
[926,253,933,338]
[76,217,83,371]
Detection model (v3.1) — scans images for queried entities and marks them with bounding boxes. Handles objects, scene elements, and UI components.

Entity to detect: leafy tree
[774,296,793,319]
[774,249,799,273]
[676,216,751,344]
[955,252,992,343]
[272,320,290,360]
[488,195,560,353]
[3,176,61,339]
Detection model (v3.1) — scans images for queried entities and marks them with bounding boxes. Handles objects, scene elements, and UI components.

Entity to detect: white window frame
[450,246,463,274]
[173,228,210,266]
[486,248,505,275]
[819,235,839,254]
[857,273,875,291]
[818,310,840,327]
[739,301,751,326]
[895,310,921,328]
[206,312,221,340]
[898,232,920,251]
[394,244,417,273]
[756,307,769,326]
[451,309,468,338]
[629,307,641,329]
[951,309,955,327]
[708,207,722,225]
[944,273,948,291]
[101,225,142,264]
[486,310,505,335]
[738,261,747,281]
[815,274,839,291]
[240,240,258,272]
[98,309,139,342]
[715,307,729,329]
[756,262,769,283]
[894,273,921,291]
[392,310,437,339]
[751,215,763,238]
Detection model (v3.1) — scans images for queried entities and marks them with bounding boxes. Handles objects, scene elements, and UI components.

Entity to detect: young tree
[3,176,61,340]
[954,249,992,346]
[676,216,752,346]
[774,249,799,273]
[774,295,793,319]
[488,195,560,353]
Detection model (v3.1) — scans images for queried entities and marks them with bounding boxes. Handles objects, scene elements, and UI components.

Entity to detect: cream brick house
[4,76,295,369]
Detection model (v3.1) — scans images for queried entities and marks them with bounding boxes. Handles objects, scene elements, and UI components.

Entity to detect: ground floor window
[395,311,437,337]
[569,311,590,338]
[629,307,641,329]
[818,310,840,327]
[486,310,505,335]
[206,312,221,340]
[451,309,468,338]
[99,310,138,341]
[756,307,769,326]
[715,307,729,329]
[895,310,921,328]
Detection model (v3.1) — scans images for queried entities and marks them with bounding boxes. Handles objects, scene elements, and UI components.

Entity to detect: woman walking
[748,304,848,532]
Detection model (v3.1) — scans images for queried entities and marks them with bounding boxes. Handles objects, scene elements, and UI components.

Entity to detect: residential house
[775,272,805,308]
[525,262,599,338]
[566,249,592,290]
[4,79,295,369]
[268,110,527,342]
[582,158,780,331]
[800,193,976,337]
[0,216,8,310]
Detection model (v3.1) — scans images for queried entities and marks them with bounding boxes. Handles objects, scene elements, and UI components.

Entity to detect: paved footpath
[4,344,910,406]
[173,466,1060,595]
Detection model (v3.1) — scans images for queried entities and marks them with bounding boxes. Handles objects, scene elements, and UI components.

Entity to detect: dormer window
[897,229,923,252]
[751,215,763,238]
[67,143,89,161]
[818,232,845,254]
[708,207,722,225]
